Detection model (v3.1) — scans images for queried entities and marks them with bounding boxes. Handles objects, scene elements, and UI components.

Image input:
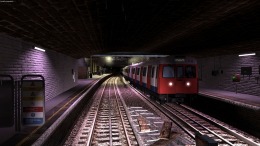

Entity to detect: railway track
[164,103,260,146]
[64,76,259,146]
[65,77,138,146]
[125,77,260,146]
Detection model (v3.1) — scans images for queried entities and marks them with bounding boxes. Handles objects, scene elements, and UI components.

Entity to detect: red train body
[122,56,198,103]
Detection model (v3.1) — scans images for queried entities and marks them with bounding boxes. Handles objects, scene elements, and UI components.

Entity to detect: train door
[157,65,161,93]
[142,66,147,88]
[140,67,143,86]
[150,65,158,92]
[134,67,137,83]
[175,65,186,93]
[136,67,140,84]
[132,67,136,82]
[147,66,151,89]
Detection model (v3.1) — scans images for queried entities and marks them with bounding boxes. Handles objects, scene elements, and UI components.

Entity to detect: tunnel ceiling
[0,0,259,58]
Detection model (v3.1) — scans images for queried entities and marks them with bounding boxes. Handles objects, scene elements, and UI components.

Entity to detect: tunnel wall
[198,51,260,96]
[0,33,78,101]
[77,58,88,79]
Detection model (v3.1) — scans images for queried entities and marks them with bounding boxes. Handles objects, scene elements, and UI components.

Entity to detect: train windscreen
[163,66,175,78]
[185,66,196,78]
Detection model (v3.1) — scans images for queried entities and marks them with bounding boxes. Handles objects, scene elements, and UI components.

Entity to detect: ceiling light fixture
[34,47,45,52]
[238,53,255,57]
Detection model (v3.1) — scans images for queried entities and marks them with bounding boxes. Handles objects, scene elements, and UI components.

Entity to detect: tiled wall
[0,33,78,101]
[198,52,260,96]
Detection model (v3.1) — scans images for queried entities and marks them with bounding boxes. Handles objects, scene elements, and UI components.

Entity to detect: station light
[34,47,45,52]
[238,53,255,57]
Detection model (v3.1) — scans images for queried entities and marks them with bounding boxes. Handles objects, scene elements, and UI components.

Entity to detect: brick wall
[0,33,78,101]
[198,52,260,96]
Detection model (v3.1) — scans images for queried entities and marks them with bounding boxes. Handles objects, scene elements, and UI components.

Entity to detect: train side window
[137,68,140,75]
[177,66,184,78]
[163,66,175,78]
[132,68,135,74]
[152,67,155,78]
[143,67,147,76]
[185,66,196,78]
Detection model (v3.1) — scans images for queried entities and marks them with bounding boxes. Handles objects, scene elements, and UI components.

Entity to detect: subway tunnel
[0,0,259,145]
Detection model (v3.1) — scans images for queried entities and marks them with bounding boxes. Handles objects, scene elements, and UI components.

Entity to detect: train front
[158,57,198,102]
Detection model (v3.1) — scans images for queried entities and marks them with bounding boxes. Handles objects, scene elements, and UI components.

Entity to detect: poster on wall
[241,67,252,75]
[21,79,45,126]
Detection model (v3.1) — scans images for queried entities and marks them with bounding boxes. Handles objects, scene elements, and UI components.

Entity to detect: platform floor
[199,88,260,110]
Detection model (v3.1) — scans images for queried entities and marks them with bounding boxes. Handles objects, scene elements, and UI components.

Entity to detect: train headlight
[186,82,191,87]
[169,82,173,87]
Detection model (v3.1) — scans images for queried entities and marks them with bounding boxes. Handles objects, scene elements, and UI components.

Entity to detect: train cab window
[185,66,196,78]
[142,67,147,76]
[132,68,135,74]
[177,66,184,78]
[163,66,175,78]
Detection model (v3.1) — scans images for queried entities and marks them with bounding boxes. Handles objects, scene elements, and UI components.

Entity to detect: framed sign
[21,75,45,126]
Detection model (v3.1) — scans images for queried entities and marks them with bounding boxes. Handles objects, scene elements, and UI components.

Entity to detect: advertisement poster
[22,80,45,126]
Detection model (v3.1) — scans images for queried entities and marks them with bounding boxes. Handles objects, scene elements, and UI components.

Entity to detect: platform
[199,88,260,110]
[2,74,109,145]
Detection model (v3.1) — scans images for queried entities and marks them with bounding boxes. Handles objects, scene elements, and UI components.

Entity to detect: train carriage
[123,56,198,103]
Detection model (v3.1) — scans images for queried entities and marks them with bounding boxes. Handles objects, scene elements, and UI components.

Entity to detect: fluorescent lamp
[238,53,255,57]
[34,47,45,52]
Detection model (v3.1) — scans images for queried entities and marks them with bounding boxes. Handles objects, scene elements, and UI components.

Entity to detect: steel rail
[180,104,260,146]
[112,77,132,146]
[108,78,113,146]
[164,103,234,145]
[86,78,112,146]
[115,77,142,146]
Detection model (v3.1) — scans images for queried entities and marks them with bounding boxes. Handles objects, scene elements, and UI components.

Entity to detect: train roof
[125,56,197,68]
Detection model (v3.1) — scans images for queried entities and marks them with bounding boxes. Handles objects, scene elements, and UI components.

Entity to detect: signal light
[232,74,240,82]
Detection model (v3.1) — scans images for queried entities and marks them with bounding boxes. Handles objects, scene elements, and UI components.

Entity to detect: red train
[122,56,198,103]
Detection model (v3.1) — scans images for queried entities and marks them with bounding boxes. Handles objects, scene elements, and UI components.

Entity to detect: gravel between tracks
[117,76,195,145]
